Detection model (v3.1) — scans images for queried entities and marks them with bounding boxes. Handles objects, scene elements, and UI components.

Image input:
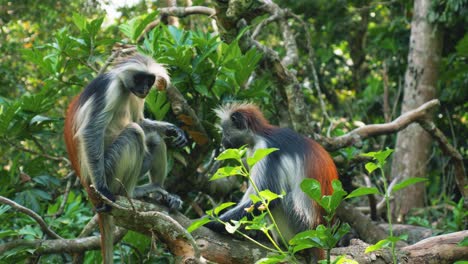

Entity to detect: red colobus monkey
[209,103,338,260]
[64,54,186,264]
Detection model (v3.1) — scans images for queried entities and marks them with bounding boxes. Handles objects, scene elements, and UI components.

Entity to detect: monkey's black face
[131,72,156,98]
[220,112,254,149]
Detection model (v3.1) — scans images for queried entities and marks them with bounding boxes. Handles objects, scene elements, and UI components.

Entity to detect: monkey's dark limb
[140,119,188,147]
[134,183,183,210]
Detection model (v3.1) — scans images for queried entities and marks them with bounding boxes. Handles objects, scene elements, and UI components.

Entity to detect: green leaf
[187,217,212,233]
[346,187,381,199]
[249,193,261,203]
[0,230,17,239]
[392,177,428,193]
[0,205,11,215]
[146,90,170,120]
[365,239,391,253]
[133,11,159,41]
[364,162,379,174]
[301,179,322,203]
[246,148,278,168]
[210,166,244,180]
[458,237,468,247]
[216,147,247,161]
[258,189,283,203]
[214,202,236,216]
[373,148,394,165]
[72,13,87,31]
[335,256,359,264]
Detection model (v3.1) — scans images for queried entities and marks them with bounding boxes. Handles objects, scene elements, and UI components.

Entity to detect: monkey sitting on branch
[64,53,187,264]
[206,103,338,261]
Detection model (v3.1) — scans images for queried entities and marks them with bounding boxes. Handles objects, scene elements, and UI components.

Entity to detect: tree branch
[317,99,440,151]
[0,196,62,239]
[418,120,467,197]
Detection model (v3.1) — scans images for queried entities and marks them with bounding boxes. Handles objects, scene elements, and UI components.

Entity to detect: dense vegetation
[0,0,466,263]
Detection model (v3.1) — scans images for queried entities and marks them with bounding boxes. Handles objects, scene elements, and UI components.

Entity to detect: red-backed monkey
[64,54,186,263]
[207,103,338,261]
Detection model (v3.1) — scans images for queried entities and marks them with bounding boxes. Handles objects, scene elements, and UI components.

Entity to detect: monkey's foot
[136,185,183,211]
[162,193,183,211]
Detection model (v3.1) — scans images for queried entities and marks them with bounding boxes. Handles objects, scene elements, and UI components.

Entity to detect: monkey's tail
[98,213,115,264]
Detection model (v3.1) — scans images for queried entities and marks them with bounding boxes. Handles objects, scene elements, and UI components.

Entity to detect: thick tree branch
[160,6,216,18]
[0,228,126,255]
[336,201,390,245]
[3,195,465,264]
[400,230,468,263]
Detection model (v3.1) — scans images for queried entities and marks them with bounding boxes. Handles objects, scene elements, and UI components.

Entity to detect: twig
[418,120,467,197]
[47,172,74,218]
[317,99,440,151]
[251,12,280,39]
[376,176,400,212]
[0,228,127,255]
[382,63,391,122]
[287,11,333,134]
[137,6,216,42]
[78,214,99,238]
[0,196,63,239]
[98,47,137,75]
[4,140,70,165]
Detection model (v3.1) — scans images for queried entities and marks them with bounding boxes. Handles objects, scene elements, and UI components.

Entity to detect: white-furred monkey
[64,54,187,263]
[208,103,338,260]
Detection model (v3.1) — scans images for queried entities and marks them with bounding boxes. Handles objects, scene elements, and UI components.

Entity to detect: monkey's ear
[155,76,168,91]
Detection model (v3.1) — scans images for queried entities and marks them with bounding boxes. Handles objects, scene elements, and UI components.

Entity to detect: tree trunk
[390,0,442,222]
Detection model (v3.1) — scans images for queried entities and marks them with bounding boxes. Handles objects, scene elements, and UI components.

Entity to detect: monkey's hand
[95,187,116,213]
[165,125,187,148]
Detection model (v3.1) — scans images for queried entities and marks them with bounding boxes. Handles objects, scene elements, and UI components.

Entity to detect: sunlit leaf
[392,177,428,193]
[214,202,236,216]
[365,239,391,253]
[364,162,379,174]
[215,148,246,161]
[247,148,278,168]
[346,187,381,199]
[187,217,212,233]
[210,166,244,180]
[301,178,322,203]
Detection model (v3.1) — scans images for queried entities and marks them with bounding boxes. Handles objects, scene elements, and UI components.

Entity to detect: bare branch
[251,13,280,39]
[0,196,62,239]
[401,230,468,263]
[160,6,216,18]
[318,99,440,151]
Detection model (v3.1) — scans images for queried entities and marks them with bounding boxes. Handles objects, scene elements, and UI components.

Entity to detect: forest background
[0,0,466,263]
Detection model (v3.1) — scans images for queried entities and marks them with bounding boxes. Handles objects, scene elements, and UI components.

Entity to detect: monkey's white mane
[110,54,170,86]
[214,102,254,122]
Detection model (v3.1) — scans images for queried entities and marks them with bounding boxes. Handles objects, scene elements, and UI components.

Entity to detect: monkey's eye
[134,72,156,88]
[230,112,246,130]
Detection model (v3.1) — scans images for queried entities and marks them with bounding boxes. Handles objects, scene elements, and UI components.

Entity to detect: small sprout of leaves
[244,204,255,213]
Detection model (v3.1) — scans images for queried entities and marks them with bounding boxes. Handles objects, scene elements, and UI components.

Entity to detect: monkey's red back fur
[64,96,80,177]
